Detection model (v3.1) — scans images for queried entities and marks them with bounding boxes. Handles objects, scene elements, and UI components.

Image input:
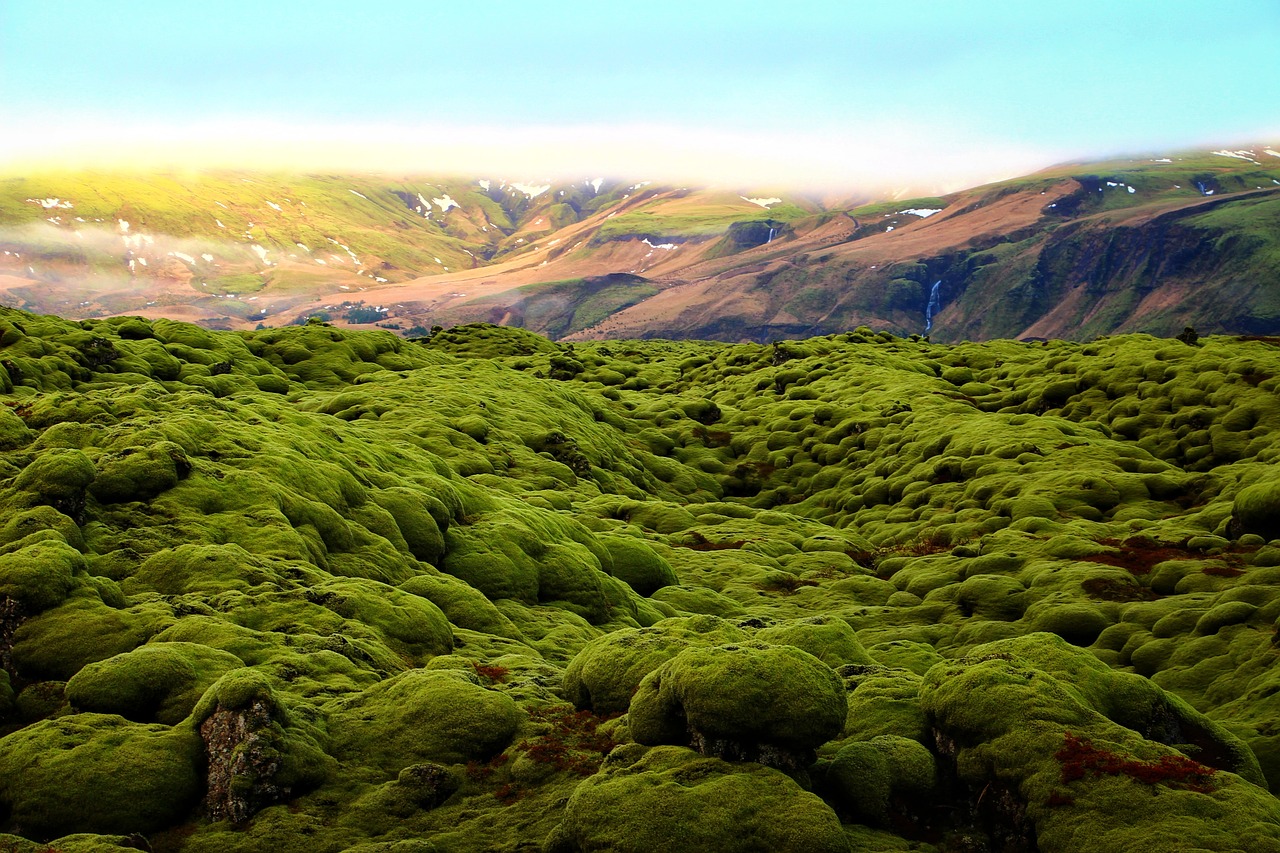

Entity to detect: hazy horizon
[3,2,1278,193]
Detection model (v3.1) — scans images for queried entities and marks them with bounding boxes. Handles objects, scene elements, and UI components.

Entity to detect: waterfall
[766,227,776,244]
[924,280,942,334]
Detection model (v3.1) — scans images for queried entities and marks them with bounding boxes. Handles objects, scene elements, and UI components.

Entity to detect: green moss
[88,441,189,503]
[0,406,32,449]
[599,535,678,596]
[12,448,96,517]
[648,585,747,617]
[545,745,848,853]
[0,670,12,717]
[630,642,847,755]
[0,713,202,837]
[372,487,447,564]
[0,538,82,613]
[65,642,244,724]
[564,616,748,714]
[327,669,521,772]
[755,616,875,668]
[821,735,937,825]
[400,573,525,639]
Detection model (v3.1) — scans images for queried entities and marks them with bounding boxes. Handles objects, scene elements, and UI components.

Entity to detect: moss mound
[545,745,849,853]
[0,309,1279,849]
[629,642,847,767]
[0,713,202,837]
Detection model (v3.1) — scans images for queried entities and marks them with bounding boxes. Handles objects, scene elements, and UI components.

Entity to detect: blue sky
[2,1,1278,189]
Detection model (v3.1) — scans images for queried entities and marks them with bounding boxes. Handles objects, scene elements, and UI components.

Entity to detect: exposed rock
[200,697,286,823]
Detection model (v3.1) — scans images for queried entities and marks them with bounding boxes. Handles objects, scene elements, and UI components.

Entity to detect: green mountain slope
[2,146,1278,342]
[1,311,1280,850]
[556,147,1280,343]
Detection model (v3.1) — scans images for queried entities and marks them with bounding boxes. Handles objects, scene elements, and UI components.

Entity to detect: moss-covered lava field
[2,310,1280,851]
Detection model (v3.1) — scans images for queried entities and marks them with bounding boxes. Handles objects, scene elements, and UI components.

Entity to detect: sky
[2,0,1279,192]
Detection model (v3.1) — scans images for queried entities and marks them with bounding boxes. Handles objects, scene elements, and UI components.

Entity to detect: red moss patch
[471,662,510,683]
[1081,537,1197,575]
[1081,577,1160,602]
[1201,564,1245,578]
[516,707,620,777]
[1056,733,1216,793]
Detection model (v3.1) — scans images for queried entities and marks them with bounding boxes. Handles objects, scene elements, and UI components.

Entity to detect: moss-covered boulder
[546,744,848,853]
[1232,478,1280,540]
[564,616,748,714]
[0,538,82,614]
[755,615,875,668]
[12,448,96,519]
[401,573,526,640]
[919,634,1278,853]
[8,595,162,682]
[327,669,521,772]
[0,713,202,836]
[65,641,245,724]
[372,487,447,564]
[819,735,938,826]
[629,642,847,772]
[599,535,679,596]
[0,406,32,450]
[88,441,190,503]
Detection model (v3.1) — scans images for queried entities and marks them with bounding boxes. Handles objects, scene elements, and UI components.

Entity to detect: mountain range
[2,146,1278,342]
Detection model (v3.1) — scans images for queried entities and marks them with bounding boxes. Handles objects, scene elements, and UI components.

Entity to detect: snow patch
[170,252,196,264]
[591,178,604,194]
[297,243,311,252]
[1128,186,1136,194]
[316,259,327,265]
[741,196,782,209]
[899,208,943,218]
[349,190,370,200]
[642,238,677,251]
[202,254,215,262]
[510,182,551,198]
[1212,150,1261,164]
[28,198,73,210]
[478,179,491,191]
[432,194,459,213]
[251,244,271,264]
[1265,149,1280,158]
[1153,158,1173,163]
[215,219,225,228]
[886,226,895,232]
[118,219,131,233]
[267,201,282,211]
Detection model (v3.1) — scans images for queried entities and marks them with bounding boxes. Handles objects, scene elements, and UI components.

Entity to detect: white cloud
[0,116,1064,194]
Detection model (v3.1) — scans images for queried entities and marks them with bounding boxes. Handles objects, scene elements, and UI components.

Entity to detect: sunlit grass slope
[1,311,1280,851]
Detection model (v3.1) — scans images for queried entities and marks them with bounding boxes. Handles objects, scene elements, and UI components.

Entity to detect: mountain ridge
[2,146,1278,341]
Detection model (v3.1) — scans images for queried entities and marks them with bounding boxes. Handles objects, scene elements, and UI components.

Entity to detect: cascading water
[924,280,942,334]
[766,227,776,244]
